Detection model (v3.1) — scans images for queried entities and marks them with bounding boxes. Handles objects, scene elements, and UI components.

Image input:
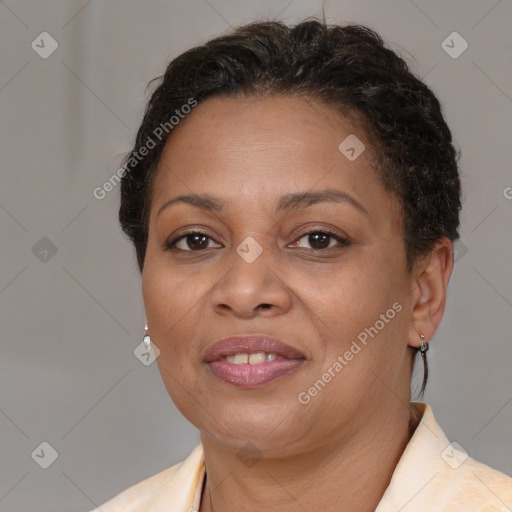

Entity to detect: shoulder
[378,403,512,512]
[438,452,512,511]
[422,405,512,510]
[88,444,204,512]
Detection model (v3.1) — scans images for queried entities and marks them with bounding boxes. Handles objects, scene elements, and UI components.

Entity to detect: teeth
[224,352,278,364]
[233,354,249,364]
[249,352,266,364]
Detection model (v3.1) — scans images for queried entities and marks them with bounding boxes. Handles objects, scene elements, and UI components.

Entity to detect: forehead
[150,94,394,220]
[157,94,366,168]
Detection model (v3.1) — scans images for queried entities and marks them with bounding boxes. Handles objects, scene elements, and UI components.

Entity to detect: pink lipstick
[203,335,305,388]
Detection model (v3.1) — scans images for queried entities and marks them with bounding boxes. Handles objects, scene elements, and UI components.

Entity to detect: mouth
[203,335,306,388]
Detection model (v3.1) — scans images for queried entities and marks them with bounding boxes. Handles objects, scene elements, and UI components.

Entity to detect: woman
[93,18,512,512]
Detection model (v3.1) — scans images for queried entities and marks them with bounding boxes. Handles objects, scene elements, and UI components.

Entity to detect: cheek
[141,251,216,369]
[142,246,200,322]
[142,255,184,353]
[142,261,206,414]
[298,253,402,332]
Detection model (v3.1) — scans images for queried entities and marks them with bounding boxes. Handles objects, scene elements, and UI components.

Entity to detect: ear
[407,238,454,349]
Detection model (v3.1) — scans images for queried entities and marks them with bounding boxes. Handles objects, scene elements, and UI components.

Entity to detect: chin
[197,402,306,451]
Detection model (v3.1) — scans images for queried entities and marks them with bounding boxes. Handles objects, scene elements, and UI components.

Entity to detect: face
[142,95,418,455]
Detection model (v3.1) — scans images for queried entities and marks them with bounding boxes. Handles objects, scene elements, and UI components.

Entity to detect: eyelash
[164,228,350,252]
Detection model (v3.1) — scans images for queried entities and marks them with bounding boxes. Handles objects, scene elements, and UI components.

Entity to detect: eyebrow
[156,189,369,218]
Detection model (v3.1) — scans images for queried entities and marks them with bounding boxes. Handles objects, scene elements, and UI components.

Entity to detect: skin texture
[141,95,453,512]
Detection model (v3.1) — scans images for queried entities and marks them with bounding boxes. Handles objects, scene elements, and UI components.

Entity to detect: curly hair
[118,18,462,395]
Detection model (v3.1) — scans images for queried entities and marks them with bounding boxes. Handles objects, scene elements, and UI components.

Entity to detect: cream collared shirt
[91,403,512,511]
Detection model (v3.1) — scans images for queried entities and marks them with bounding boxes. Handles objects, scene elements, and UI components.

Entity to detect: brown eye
[165,231,222,252]
[291,229,350,251]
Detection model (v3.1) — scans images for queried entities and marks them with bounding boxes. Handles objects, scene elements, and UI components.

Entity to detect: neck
[199,402,422,512]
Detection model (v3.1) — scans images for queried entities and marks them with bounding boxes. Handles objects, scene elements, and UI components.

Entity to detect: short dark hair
[118,18,463,395]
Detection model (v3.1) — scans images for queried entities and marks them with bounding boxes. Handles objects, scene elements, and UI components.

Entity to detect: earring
[419,333,428,357]
[143,323,152,351]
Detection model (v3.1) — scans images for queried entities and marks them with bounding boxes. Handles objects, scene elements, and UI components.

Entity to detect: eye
[290,229,350,251]
[164,230,222,252]
[164,228,350,253]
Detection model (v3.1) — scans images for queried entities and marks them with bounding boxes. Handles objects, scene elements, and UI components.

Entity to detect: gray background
[1,0,511,511]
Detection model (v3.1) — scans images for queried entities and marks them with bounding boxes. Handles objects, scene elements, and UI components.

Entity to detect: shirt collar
[375,401,449,511]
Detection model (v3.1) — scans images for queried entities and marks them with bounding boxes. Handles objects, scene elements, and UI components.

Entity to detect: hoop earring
[143,323,151,351]
[419,333,429,357]
[418,333,429,396]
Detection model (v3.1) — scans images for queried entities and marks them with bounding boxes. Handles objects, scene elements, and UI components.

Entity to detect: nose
[209,244,292,319]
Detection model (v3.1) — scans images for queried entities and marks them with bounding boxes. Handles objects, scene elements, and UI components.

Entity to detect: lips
[203,335,305,362]
[203,334,306,388]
